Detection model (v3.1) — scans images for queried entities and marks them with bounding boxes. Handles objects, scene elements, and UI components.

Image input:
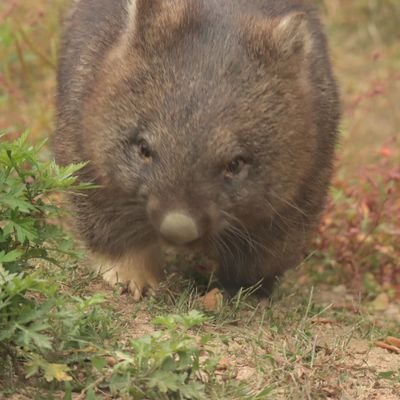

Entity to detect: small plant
[0,131,97,385]
[0,131,91,273]
[108,311,210,400]
[72,310,268,400]
[0,267,57,354]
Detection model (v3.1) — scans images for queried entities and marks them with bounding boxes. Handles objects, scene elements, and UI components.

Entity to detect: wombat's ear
[124,0,200,52]
[242,12,313,65]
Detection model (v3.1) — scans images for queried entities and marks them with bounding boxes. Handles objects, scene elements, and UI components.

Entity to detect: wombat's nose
[159,212,200,245]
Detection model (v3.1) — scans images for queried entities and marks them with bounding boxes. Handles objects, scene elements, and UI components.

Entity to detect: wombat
[54,0,340,300]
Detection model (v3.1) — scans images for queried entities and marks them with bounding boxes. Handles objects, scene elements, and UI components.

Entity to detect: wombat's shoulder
[57,0,126,101]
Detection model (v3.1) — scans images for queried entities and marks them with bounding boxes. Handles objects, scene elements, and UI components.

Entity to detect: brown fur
[54,0,340,297]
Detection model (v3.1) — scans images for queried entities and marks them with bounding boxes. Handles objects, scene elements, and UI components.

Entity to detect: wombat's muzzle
[159,212,200,245]
[147,196,212,246]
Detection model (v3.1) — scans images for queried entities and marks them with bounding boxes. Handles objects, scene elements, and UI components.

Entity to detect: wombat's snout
[159,212,199,245]
[147,198,208,245]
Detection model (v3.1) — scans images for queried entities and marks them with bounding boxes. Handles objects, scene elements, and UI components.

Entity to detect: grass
[1,0,400,399]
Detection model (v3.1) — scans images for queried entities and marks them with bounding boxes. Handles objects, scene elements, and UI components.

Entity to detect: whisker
[269,191,308,217]
[220,210,279,259]
[215,235,234,262]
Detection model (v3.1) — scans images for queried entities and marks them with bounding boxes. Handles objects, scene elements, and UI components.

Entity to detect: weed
[0,130,101,389]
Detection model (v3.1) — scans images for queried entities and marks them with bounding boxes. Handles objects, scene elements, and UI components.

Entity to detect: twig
[75,374,108,400]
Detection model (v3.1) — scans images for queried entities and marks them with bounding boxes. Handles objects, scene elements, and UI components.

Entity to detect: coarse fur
[54,0,340,298]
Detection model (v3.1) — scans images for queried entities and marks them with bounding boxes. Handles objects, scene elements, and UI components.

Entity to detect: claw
[93,248,163,301]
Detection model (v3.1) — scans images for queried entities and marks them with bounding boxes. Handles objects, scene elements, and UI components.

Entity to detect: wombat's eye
[138,139,152,160]
[224,157,245,178]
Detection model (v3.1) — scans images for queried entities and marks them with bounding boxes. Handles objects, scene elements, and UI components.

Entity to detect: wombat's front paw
[94,248,163,301]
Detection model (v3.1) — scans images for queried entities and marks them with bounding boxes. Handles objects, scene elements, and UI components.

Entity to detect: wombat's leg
[216,244,289,298]
[94,246,164,301]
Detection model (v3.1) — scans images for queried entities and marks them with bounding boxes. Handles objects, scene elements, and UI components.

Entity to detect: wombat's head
[82,0,324,248]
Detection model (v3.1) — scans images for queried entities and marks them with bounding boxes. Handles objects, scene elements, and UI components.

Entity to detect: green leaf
[0,249,23,263]
[16,321,53,350]
[25,356,42,379]
[0,194,35,213]
[153,310,208,330]
[3,219,37,242]
[17,300,54,324]
[92,357,107,372]
[86,388,98,400]
[0,325,17,341]
[147,370,183,393]
[63,384,73,400]
[252,386,275,399]
[377,370,398,380]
